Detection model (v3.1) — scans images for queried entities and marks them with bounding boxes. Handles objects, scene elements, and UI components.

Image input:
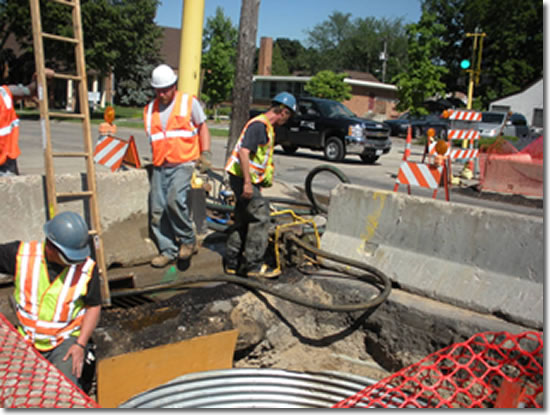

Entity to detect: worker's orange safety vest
[0,86,21,165]
[13,241,95,351]
[143,91,200,166]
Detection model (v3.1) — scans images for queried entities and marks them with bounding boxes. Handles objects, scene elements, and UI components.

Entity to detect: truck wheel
[282,144,298,154]
[360,154,379,164]
[324,137,345,161]
[413,126,422,138]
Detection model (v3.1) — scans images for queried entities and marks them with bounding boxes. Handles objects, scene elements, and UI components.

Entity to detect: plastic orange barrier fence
[333,331,542,408]
[479,136,543,198]
[0,313,99,408]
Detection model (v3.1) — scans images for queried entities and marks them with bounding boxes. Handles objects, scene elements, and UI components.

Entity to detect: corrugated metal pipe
[119,368,391,408]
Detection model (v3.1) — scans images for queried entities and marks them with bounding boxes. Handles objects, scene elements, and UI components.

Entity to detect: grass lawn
[17,106,230,137]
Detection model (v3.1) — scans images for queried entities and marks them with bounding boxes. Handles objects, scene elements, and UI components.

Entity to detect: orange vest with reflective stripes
[13,241,95,351]
[0,86,21,165]
[143,91,200,166]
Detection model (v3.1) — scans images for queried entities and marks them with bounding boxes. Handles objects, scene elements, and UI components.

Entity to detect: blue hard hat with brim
[43,212,91,262]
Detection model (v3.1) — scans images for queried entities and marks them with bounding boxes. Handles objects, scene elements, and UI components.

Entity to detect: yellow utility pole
[465,31,486,110]
[178,0,205,95]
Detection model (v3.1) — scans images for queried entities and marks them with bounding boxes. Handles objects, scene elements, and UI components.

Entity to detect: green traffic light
[460,59,471,69]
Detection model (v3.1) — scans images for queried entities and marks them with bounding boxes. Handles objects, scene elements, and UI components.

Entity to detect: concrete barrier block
[321,184,543,329]
[0,169,157,272]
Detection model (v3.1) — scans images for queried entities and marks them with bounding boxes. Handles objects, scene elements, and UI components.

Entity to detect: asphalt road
[15,119,542,218]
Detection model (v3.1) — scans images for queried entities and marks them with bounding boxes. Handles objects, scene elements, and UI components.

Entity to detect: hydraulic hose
[110,234,391,313]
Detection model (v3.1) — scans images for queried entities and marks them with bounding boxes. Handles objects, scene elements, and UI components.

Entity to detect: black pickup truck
[252,96,391,163]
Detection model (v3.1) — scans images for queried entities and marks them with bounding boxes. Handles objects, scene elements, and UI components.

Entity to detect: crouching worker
[0,211,101,388]
[223,92,296,278]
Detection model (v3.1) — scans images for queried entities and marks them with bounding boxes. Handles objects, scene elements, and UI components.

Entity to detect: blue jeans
[40,336,81,387]
[150,164,195,259]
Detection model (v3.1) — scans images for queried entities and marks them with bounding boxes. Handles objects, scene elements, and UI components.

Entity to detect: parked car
[383,112,449,139]
[252,97,391,163]
[478,111,530,139]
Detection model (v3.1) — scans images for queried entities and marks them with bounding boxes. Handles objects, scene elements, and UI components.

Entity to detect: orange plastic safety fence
[0,313,99,408]
[333,331,543,408]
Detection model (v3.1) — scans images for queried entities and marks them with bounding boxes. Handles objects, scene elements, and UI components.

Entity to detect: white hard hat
[151,64,177,89]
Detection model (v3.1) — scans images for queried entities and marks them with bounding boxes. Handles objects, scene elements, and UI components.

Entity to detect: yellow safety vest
[225,114,275,187]
[14,241,95,351]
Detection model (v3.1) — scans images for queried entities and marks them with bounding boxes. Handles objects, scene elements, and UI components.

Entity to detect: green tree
[0,0,162,105]
[202,6,238,52]
[304,70,351,101]
[274,38,308,74]
[304,12,409,80]
[391,13,448,115]
[201,37,235,115]
[271,43,289,75]
[201,6,238,114]
[421,0,543,109]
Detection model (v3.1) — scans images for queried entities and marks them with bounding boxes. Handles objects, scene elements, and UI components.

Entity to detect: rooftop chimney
[257,37,273,75]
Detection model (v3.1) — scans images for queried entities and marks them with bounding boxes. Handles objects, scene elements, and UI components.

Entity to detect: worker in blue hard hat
[0,211,101,391]
[223,91,296,279]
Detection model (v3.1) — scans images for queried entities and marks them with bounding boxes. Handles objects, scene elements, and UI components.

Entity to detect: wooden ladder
[29,0,111,305]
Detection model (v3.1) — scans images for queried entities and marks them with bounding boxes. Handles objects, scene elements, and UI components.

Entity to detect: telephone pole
[226,0,261,162]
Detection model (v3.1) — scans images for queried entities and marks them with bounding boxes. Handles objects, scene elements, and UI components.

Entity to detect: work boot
[223,258,238,275]
[151,254,175,268]
[178,242,199,260]
[247,263,281,279]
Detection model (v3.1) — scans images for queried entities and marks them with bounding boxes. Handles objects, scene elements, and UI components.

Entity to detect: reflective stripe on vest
[0,86,21,165]
[143,92,200,166]
[14,241,95,351]
[225,114,275,185]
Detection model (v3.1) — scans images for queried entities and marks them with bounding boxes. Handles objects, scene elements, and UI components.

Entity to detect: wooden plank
[96,329,239,408]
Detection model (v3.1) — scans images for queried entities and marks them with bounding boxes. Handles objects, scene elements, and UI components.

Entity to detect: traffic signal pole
[178,0,205,95]
[465,31,486,109]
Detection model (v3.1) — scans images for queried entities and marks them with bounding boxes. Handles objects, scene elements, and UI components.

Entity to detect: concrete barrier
[320,184,543,329]
[0,169,157,271]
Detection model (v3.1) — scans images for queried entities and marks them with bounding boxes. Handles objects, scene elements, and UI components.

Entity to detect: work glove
[197,150,212,174]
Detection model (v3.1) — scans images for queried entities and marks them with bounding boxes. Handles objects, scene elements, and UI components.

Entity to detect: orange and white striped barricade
[442,109,481,176]
[393,161,449,201]
[93,135,141,172]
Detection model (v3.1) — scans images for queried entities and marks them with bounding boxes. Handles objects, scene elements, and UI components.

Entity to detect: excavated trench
[0,167,537,406]
[86,166,537,404]
[82,228,529,405]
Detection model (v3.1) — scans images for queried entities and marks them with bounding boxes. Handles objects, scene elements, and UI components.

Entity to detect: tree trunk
[225,0,260,163]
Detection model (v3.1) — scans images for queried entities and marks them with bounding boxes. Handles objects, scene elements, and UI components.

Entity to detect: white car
[479,112,530,139]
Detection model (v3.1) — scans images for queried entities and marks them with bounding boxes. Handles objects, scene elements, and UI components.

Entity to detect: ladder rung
[50,0,76,6]
[49,111,85,119]
[89,229,98,236]
[42,32,78,44]
[54,73,83,82]
[52,152,89,158]
[56,191,94,198]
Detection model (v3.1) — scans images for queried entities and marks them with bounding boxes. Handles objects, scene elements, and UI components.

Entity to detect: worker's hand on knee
[197,150,212,173]
[63,344,85,378]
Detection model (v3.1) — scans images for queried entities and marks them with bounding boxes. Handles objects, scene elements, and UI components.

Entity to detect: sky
[155,0,423,45]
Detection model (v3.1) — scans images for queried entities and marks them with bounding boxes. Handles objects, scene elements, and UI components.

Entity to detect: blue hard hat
[43,211,90,263]
[272,92,297,113]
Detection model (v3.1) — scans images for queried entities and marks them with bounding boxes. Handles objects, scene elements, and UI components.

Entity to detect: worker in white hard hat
[0,211,101,392]
[143,64,212,268]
